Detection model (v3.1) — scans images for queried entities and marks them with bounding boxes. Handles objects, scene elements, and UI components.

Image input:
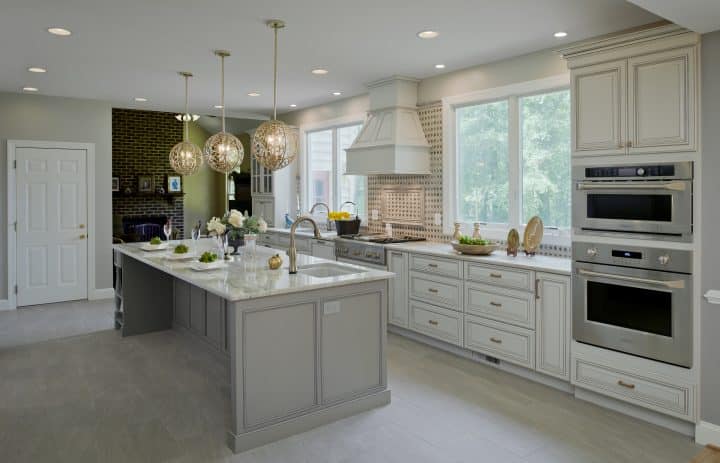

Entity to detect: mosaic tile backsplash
[366,102,571,259]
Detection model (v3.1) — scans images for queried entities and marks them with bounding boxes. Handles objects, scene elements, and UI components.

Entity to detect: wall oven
[572,162,693,241]
[572,242,692,368]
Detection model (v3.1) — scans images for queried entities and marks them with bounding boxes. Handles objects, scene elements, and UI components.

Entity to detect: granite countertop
[384,241,571,275]
[264,227,337,239]
[114,240,392,302]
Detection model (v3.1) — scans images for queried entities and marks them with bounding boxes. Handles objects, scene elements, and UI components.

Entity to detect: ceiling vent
[345,76,430,175]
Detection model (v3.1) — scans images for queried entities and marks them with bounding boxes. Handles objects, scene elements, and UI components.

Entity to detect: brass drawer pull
[489,273,502,278]
[428,263,439,268]
[489,301,502,307]
[617,380,635,390]
[428,320,439,326]
[428,288,439,293]
[490,337,502,344]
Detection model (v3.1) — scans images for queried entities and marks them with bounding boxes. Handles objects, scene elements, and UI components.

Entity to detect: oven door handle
[577,269,685,289]
[575,181,687,192]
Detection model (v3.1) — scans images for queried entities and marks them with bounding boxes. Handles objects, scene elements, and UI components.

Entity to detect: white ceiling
[628,0,720,33]
[0,0,660,117]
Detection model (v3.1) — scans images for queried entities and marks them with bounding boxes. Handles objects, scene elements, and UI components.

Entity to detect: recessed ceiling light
[28,66,47,73]
[435,64,446,69]
[247,92,261,97]
[554,31,568,38]
[134,97,147,102]
[311,68,328,75]
[22,87,38,92]
[214,104,224,109]
[47,27,72,36]
[417,30,439,39]
[332,91,342,96]
[290,104,297,108]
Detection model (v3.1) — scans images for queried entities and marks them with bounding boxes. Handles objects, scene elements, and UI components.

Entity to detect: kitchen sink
[297,263,364,278]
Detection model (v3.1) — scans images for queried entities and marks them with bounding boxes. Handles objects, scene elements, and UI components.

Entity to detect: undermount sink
[297,263,363,278]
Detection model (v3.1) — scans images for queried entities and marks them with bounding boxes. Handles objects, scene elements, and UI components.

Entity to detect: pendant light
[252,20,297,172]
[204,50,244,174]
[169,72,203,175]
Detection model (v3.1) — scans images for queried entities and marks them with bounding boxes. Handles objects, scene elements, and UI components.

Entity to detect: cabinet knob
[79,234,86,239]
[658,254,670,266]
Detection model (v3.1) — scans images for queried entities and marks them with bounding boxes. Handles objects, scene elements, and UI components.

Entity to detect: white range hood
[345,76,430,175]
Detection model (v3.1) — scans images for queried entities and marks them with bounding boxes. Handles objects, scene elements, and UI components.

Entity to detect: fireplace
[119,215,169,242]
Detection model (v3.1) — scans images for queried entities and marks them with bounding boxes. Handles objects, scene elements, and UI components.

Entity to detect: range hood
[345,76,430,175]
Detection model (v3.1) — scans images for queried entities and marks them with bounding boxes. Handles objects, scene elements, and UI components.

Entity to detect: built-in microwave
[572,162,693,241]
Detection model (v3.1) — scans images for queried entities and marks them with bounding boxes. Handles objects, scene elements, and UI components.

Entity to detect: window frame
[442,74,571,244]
[300,114,367,218]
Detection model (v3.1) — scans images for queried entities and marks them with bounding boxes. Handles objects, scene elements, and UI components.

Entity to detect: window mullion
[332,128,338,211]
[508,96,520,229]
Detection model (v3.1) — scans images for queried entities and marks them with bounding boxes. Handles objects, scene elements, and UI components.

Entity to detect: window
[448,78,570,239]
[305,123,366,219]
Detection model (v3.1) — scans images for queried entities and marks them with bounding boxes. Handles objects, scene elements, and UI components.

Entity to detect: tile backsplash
[366,102,571,259]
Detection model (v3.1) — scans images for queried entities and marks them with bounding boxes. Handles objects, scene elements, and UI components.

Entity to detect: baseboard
[696,421,720,446]
[89,288,114,300]
[0,299,13,311]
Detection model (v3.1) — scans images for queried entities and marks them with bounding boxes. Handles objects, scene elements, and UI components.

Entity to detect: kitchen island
[113,240,393,453]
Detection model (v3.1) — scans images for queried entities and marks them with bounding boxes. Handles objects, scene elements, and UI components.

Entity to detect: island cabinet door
[243,303,317,428]
[205,293,225,351]
[189,286,206,336]
[173,279,191,329]
[321,292,383,404]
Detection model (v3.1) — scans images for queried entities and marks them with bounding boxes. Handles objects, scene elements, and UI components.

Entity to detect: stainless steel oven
[572,162,693,241]
[572,242,692,368]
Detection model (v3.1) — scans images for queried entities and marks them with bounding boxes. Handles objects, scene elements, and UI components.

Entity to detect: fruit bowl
[450,241,500,256]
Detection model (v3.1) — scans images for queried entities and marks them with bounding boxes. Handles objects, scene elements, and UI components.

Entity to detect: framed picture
[111,177,120,192]
[138,175,154,193]
[167,175,182,193]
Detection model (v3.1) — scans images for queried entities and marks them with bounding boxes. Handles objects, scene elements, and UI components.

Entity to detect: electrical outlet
[434,213,442,226]
[371,209,379,220]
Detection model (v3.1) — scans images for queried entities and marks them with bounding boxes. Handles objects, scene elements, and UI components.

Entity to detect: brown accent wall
[111,108,185,237]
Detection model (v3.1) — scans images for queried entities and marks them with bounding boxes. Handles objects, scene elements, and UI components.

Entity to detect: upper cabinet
[561,24,700,158]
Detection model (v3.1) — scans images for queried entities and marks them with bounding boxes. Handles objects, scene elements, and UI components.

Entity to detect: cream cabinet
[387,251,409,328]
[252,196,275,227]
[535,273,571,381]
[310,239,336,260]
[563,24,699,158]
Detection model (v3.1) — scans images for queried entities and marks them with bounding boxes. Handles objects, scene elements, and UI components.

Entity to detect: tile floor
[0,300,702,462]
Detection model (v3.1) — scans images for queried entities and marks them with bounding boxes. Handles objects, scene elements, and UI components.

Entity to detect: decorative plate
[189,261,227,271]
[164,251,196,261]
[450,241,500,256]
[140,243,168,252]
[523,216,544,255]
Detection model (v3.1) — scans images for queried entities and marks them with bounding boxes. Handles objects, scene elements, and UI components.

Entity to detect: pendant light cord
[183,75,189,142]
[273,25,278,121]
[221,55,226,133]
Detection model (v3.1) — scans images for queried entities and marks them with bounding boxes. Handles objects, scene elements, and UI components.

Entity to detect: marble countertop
[114,240,392,302]
[264,227,337,239]
[384,241,571,275]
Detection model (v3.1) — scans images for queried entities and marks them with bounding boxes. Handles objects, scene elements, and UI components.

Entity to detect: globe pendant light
[204,50,244,174]
[252,20,296,172]
[169,72,203,175]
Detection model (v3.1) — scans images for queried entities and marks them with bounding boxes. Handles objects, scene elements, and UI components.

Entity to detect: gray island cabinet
[113,242,392,453]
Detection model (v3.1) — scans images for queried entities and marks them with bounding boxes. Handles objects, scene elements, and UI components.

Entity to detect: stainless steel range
[572,242,693,368]
[334,234,426,267]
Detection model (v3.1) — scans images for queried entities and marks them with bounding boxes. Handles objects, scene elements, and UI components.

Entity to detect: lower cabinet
[173,278,227,353]
[387,251,409,327]
[311,239,336,260]
[206,293,226,350]
[465,315,535,369]
[535,272,571,380]
[409,299,463,346]
[174,279,191,329]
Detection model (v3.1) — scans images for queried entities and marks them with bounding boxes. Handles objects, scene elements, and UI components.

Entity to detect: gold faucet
[289,216,322,274]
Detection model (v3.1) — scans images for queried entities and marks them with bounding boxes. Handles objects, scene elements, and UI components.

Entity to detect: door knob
[79,234,86,239]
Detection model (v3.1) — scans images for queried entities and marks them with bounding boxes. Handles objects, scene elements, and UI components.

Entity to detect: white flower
[207,217,226,236]
[258,218,268,233]
[228,210,245,228]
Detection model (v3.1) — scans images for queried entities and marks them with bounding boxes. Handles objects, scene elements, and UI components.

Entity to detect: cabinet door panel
[205,292,225,350]
[536,273,571,380]
[388,251,408,327]
[572,60,626,156]
[173,279,191,329]
[628,47,696,153]
[189,285,206,336]
[244,303,317,427]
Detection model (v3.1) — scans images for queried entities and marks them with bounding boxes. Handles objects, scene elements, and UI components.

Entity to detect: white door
[627,47,697,154]
[571,60,627,157]
[16,147,88,306]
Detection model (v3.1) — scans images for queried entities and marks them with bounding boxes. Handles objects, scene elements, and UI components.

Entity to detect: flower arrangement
[207,210,268,240]
[328,211,352,221]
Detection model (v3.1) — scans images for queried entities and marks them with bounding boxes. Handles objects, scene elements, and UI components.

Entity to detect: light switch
[323,301,341,315]
[371,209,379,220]
[434,213,442,226]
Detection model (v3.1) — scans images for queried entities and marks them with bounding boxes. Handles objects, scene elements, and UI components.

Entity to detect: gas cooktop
[338,234,427,244]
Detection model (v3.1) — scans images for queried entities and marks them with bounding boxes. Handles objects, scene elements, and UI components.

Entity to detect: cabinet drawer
[465,315,535,369]
[411,254,462,279]
[409,301,462,346]
[409,272,462,311]
[465,283,535,329]
[573,359,691,418]
[465,263,533,291]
